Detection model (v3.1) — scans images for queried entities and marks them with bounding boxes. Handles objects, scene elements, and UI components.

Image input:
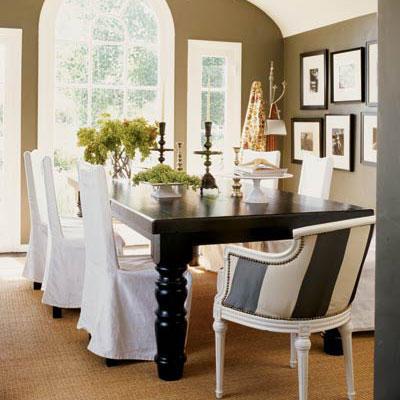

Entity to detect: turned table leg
[152,234,193,381]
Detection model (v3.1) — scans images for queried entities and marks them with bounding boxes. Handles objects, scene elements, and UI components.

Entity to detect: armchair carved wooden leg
[339,322,356,400]
[290,333,297,368]
[213,319,228,399]
[295,328,311,400]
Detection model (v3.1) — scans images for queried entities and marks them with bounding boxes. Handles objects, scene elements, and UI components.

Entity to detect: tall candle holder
[231,147,243,198]
[194,121,222,196]
[151,122,174,164]
[176,142,184,171]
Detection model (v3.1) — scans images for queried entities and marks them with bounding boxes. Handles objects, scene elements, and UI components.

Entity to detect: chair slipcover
[351,232,375,331]
[200,155,334,272]
[41,156,86,308]
[77,163,192,360]
[199,150,281,272]
[23,150,83,283]
[23,150,125,285]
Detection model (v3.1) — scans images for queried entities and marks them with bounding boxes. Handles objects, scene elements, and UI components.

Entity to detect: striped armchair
[213,216,375,400]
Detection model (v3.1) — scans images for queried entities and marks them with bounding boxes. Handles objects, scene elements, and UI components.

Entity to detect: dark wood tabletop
[110,180,373,242]
[109,180,374,382]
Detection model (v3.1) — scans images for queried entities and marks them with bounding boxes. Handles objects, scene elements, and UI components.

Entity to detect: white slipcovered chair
[213,216,375,400]
[264,155,334,254]
[298,154,333,200]
[23,150,84,288]
[351,232,376,331]
[199,150,281,271]
[77,163,193,363]
[41,156,87,317]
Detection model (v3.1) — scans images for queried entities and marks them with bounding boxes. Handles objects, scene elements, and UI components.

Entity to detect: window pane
[202,57,226,88]
[55,87,88,129]
[92,88,124,124]
[56,0,93,41]
[127,89,157,121]
[54,87,88,167]
[93,0,125,14]
[56,42,88,84]
[93,45,123,85]
[124,0,158,44]
[93,17,124,42]
[201,91,226,127]
[128,46,158,86]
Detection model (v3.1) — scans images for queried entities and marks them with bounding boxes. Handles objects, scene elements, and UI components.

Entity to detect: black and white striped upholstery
[220,218,374,320]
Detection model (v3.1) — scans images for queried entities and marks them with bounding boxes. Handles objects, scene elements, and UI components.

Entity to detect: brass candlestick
[231,147,243,198]
[176,142,184,171]
[194,121,222,196]
[151,122,174,164]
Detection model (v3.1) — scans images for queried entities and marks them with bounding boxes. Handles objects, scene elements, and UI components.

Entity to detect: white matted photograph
[291,118,323,163]
[331,48,365,103]
[361,112,377,165]
[300,49,328,109]
[324,114,355,171]
[367,41,378,106]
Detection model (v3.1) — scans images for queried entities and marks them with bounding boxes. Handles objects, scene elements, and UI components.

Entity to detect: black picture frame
[300,49,329,110]
[361,112,378,166]
[291,117,324,164]
[324,114,355,172]
[331,47,365,104]
[366,40,378,107]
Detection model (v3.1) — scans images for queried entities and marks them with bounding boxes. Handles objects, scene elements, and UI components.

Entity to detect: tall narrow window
[187,40,242,174]
[0,29,22,251]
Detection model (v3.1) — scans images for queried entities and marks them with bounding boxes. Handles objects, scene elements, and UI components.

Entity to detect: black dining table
[109,181,374,381]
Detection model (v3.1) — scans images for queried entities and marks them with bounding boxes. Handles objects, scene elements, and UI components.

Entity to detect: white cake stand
[234,173,293,204]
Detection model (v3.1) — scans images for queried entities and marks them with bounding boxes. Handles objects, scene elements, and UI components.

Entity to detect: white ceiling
[247,0,377,37]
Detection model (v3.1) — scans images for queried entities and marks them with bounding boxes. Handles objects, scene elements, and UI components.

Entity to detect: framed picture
[291,118,323,164]
[366,41,378,106]
[331,47,365,103]
[361,112,377,166]
[300,49,328,109]
[324,114,355,171]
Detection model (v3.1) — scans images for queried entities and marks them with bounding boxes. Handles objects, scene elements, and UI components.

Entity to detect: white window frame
[187,40,242,174]
[38,0,175,156]
[0,28,22,252]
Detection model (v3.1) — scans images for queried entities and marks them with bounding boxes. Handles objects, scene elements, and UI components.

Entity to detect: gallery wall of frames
[283,13,377,208]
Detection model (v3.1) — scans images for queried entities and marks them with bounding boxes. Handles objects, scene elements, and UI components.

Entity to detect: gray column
[375,1,400,398]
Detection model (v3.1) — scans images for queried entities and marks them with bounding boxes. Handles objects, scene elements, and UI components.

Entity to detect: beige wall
[0,0,283,243]
[282,14,377,209]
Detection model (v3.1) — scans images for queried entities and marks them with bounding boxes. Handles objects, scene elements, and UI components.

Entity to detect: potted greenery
[132,164,201,198]
[77,115,158,179]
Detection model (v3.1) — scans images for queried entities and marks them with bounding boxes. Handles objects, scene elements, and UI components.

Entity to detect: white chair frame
[213,216,375,400]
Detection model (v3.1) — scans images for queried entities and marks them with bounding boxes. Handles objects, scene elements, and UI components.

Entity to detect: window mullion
[122,37,129,119]
[87,22,94,126]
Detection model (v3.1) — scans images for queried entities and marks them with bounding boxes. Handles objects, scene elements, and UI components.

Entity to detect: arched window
[38,0,174,167]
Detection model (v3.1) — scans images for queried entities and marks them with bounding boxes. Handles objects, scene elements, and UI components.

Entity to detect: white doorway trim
[0,28,22,252]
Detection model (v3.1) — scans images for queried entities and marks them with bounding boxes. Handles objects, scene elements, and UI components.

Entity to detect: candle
[161,81,166,122]
[206,76,211,122]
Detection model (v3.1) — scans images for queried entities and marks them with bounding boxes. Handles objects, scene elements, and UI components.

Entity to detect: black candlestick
[194,121,222,196]
[152,122,174,164]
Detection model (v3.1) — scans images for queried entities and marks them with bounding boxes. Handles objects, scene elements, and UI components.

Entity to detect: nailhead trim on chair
[220,236,349,322]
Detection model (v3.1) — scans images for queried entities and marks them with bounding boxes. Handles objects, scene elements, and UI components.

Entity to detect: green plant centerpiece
[132,164,201,199]
[77,115,158,179]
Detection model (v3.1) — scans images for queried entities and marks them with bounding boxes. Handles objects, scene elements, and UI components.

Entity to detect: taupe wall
[282,14,377,209]
[0,0,283,243]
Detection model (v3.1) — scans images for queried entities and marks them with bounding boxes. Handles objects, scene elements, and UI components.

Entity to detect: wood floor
[0,255,374,400]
